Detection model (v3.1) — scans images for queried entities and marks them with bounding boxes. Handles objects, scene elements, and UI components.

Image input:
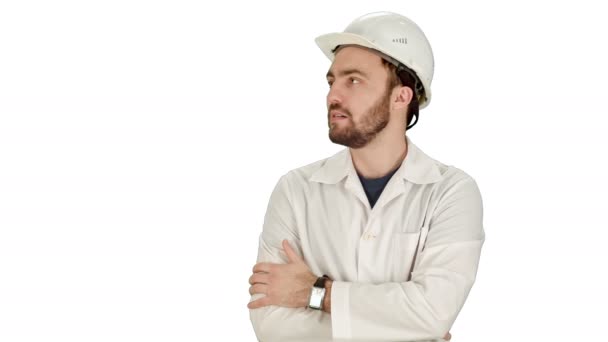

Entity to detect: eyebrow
[326,68,369,80]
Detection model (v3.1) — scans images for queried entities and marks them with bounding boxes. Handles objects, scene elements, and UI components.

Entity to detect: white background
[1,0,607,341]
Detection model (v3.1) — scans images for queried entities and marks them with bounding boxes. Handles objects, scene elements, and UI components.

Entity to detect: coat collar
[309,135,443,185]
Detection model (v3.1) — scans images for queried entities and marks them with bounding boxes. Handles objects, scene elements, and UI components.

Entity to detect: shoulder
[277,150,344,187]
[439,165,480,190]
[416,144,480,190]
[417,148,483,207]
[431,162,484,223]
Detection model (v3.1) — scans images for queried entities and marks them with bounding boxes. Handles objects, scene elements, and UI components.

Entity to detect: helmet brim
[315,32,382,61]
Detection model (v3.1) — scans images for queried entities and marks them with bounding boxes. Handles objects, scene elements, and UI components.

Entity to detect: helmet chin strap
[395,63,422,131]
[406,111,419,130]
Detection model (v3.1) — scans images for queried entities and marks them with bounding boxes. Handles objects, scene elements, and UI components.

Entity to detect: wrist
[322,279,332,314]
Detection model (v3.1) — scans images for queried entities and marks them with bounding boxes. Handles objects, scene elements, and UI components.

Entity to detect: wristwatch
[308,275,330,310]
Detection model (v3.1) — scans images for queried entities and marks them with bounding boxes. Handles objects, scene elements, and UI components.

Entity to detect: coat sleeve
[249,174,331,342]
[330,175,486,341]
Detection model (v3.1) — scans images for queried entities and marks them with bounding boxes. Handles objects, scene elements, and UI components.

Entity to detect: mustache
[327,104,351,118]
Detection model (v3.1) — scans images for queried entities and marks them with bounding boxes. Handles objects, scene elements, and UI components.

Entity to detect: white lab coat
[250,136,485,341]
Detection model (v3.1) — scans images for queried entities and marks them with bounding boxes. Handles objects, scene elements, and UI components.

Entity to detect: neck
[350,132,408,179]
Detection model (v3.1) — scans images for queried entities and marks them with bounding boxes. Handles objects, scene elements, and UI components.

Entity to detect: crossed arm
[248,239,451,341]
[248,174,483,341]
[247,240,325,312]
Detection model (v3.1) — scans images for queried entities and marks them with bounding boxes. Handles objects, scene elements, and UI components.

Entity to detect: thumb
[282,239,302,264]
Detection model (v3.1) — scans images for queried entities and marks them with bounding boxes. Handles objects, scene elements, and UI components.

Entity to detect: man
[248,11,484,342]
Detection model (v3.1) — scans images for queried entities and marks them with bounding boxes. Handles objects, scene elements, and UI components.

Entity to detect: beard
[328,91,391,149]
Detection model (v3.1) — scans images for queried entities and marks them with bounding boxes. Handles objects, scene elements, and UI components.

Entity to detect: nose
[327,84,343,108]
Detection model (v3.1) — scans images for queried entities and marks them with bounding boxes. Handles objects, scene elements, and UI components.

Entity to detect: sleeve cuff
[330,281,352,339]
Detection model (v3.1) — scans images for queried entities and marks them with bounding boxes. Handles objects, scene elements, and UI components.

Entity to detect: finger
[443,331,452,341]
[252,262,273,273]
[247,296,271,309]
[248,272,270,285]
[249,283,268,296]
[282,239,302,264]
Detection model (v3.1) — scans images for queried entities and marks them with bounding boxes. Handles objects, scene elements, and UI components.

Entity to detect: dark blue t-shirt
[357,166,400,208]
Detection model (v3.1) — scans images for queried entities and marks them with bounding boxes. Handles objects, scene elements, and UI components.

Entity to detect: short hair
[381,59,420,130]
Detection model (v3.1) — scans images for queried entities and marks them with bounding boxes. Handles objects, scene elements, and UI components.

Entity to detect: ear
[392,86,414,111]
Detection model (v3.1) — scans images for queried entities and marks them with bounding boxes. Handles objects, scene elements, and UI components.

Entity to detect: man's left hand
[248,239,316,309]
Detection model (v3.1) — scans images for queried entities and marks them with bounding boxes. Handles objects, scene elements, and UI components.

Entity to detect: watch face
[309,287,325,309]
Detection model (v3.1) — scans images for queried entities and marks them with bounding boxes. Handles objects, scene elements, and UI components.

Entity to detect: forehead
[327,46,387,79]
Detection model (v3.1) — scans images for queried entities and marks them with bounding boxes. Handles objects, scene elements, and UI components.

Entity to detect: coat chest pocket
[392,225,429,282]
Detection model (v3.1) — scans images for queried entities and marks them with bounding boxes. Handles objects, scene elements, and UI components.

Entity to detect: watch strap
[314,276,329,288]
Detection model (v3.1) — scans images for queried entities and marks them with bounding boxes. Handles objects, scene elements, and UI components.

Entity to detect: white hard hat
[315,11,434,109]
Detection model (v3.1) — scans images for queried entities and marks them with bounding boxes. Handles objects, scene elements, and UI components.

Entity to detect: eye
[350,77,360,84]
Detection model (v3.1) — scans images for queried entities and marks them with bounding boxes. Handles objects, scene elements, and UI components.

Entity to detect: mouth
[330,110,349,122]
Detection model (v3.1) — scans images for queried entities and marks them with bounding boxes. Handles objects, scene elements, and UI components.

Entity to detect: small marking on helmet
[392,38,408,44]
